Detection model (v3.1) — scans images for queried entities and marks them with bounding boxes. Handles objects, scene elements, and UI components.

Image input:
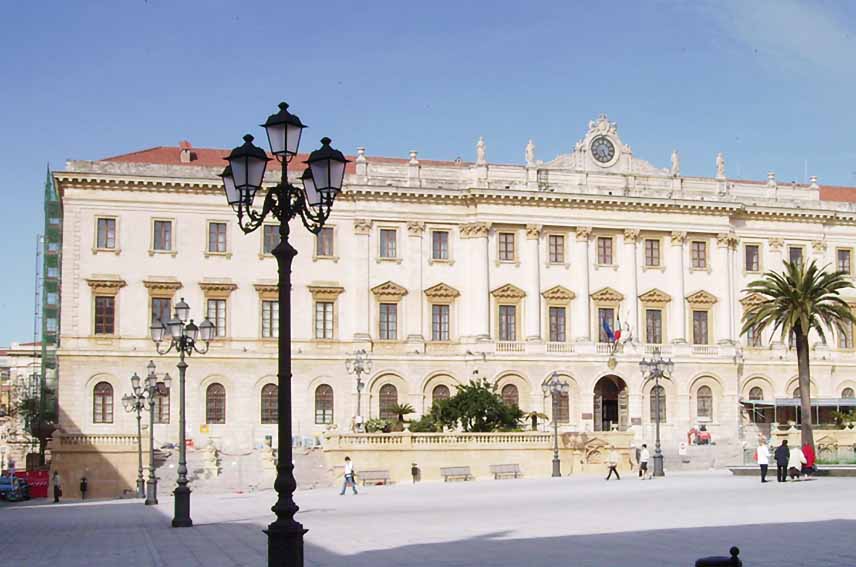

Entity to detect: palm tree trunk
[795,330,815,450]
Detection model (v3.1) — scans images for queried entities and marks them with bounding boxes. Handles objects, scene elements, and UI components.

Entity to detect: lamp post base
[552,458,562,477]
[172,485,193,527]
[136,479,146,499]
[265,522,308,567]
[653,453,665,477]
[145,478,158,506]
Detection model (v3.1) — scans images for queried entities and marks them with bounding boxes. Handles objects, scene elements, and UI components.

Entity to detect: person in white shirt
[755,439,770,483]
[639,444,651,479]
[340,456,357,495]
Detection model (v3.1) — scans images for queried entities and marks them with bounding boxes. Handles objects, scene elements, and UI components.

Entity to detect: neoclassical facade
[53,115,856,457]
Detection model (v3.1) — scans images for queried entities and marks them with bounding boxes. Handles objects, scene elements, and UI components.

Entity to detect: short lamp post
[542,372,569,477]
[219,101,349,567]
[639,347,674,478]
[345,349,372,431]
[150,298,214,527]
[122,374,147,499]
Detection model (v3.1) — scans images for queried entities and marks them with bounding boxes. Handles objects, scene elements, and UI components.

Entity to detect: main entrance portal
[594,375,628,431]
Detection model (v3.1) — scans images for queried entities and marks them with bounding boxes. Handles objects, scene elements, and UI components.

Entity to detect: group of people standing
[605,443,653,480]
[755,439,816,483]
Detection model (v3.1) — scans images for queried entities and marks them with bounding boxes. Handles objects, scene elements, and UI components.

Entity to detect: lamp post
[639,346,674,478]
[219,101,349,567]
[345,349,372,431]
[151,299,214,527]
[542,372,569,477]
[122,373,147,499]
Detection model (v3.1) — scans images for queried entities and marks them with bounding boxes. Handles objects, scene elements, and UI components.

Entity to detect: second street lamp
[542,372,569,477]
[122,374,146,499]
[220,101,349,567]
[345,349,372,432]
[639,346,674,478]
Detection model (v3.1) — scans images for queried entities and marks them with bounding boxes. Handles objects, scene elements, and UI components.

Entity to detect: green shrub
[430,378,524,432]
[365,418,391,433]
[408,414,441,433]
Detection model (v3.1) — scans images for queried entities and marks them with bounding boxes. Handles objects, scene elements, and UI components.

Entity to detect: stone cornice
[590,287,624,303]
[307,285,345,301]
[199,281,238,298]
[491,283,526,299]
[371,281,408,301]
[86,277,126,295]
[686,290,718,306]
[739,292,765,307]
[639,288,672,306]
[142,278,183,294]
[541,285,575,303]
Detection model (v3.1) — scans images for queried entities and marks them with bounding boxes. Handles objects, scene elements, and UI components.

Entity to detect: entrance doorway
[594,375,628,431]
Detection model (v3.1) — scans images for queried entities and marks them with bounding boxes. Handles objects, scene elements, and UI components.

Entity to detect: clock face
[591,136,616,164]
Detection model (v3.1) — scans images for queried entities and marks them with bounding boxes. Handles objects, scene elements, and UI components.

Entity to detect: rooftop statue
[476,136,486,165]
[716,152,726,179]
[670,150,680,177]
[525,139,536,167]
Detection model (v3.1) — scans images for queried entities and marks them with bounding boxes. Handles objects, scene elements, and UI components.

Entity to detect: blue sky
[1,0,855,346]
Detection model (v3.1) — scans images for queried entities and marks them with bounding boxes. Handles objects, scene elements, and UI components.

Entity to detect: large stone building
[53,115,856,460]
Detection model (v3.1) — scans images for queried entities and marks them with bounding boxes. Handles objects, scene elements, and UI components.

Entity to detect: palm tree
[741,260,856,450]
[389,403,415,423]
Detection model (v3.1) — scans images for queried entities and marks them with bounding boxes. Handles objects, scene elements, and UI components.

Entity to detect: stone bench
[357,470,391,486]
[489,463,522,479]
[440,466,473,482]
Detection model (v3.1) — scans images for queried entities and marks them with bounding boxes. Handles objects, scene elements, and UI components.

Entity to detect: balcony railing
[596,342,623,354]
[496,341,525,353]
[691,344,720,356]
[546,341,575,353]
[643,344,672,356]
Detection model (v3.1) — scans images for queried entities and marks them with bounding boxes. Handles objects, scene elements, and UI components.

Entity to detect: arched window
[556,391,570,423]
[748,386,764,401]
[154,383,170,424]
[697,385,713,419]
[93,382,113,423]
[650,385,666,423]
[261,383,278,424]
[206,383,226,424]
[793,387,801,399]
[314,384,333,424]
[379,384,398,420]
[432,384,450,406]
[501,384,519,408]
[842,387,855,399]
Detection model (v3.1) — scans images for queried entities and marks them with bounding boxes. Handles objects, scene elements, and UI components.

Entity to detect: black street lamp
[639,347,674,478]
[151,299,214,527]
[220,101,349,567]
[542,372,569,477]
[122,373,147,499]
[345,349,372,431]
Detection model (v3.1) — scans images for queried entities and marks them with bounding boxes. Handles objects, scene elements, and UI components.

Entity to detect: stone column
[575,227,593,343]
[624,229,640,343]
[352,219,372,342]
[525,224,542,342]
[406,222,425,347]
[462,222,491,341]
[670,231,687,343]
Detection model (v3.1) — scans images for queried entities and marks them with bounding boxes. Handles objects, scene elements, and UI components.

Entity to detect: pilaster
[352,219,372,343]
[670,231,687,343]
[574,226,592,344]
[524,224,542,342]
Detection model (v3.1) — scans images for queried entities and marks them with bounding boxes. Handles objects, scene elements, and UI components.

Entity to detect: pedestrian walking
[639,444,651,479]
[52,471,62,503]
[340,456,357,495]
[755,439,770,483]
[605,446,621,480]
[802,443,816,479]
[788,444,807,480]
[774,440,789,482]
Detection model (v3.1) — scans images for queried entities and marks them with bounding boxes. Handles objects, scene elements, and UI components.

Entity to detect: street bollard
[695,546,741,567]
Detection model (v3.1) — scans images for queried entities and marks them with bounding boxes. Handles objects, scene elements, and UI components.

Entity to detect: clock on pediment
[590,135,616,164]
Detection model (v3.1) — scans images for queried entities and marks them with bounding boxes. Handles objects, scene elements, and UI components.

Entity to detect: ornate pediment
[686,290,718,306]
[143,278,182,294]
[491,283,526,299]
[541,285,575,303]
[371,281,408,301]
[86,276,126,295]
[199,280,238,298]
[639,288,671,306]
[424,282,460,300]
[308,285,345,301]
[740,293,765,308]
[590,287,624,303]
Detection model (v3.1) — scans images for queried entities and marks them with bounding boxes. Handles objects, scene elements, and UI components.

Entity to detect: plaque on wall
[582,412,593,420]
[631,417,642,426]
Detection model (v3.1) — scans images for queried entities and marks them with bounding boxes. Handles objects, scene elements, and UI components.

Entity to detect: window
[94,296,115,335]
[431,304,450,341]
[556,391,570,423]
[644,239,660,268]
[47,267,59,278]
[501,384,519,407]
[207,299,227,337]
[793,387,801,399]
[154,385,170,424]
[597,237,613,265]
[697,385,713,418]
[838,321,853,350]
[379,229,397,258]
[379,303,398,340]
[96,217,116,249]
[262,300,279,339]
[314,384,334,424]
[205,383,226,424]
[788,246,803,267]
[548,306,566,342]
[263,225,280,254]
[691,241,707,269]
[46,292,58,305]
[93,382,113,424]
[548,234,565,264]
[645,309,662,344]
[378,384,398,420]
[746,324,763,347]
[316,227,334,257]
[499,305,517,341]
[598,308,615,343]
[208,222,227,253]
[749,387,764,401]
[842,387,855,399]
[46,318,58,333]
[432,385,450,406]
[432,230,449,260]
[151,298,171,329]
[153,220,172,251]
[261,384,278,424]
[838,249,852,274]
[745,245,760,272]
[692,311,709,345]
[650,385,666,423]
[314,301,333,340]
[498,232,515,262]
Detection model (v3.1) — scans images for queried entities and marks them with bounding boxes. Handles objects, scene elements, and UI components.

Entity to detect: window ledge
[689,266,712,274]
[595,264,618,271]
[148,249,178,257]
[642,264,665,272]
[495,259,521,267]
[204,251,232,259]
[313,255,340,263]
[376,257,403,264]
[92,247,121,256]
[429,258,455,266]
[258,253,274,260]
[545,262,570,269]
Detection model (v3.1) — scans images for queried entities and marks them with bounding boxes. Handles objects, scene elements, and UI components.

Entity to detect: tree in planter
[522,411,549,431]
[431,379,523,432]
[387,403,415,432]
[742,260,856,451]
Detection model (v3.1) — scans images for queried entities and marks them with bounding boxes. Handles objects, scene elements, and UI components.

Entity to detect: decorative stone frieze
[253,283,279,300]
[407,221,425,236]
[460,222,491,238]
[490,283,526,299]
[353,219,372,235]
[526,224,541,240]
[307,285,345,301]
[739,292,765,308]
[590,287,624,303]
[142,278,182,294]
[812,240,827,253]
[638,288,671,307]
[769,238,784,251]
[686,290,718,306]
[424,282,460,300]
[86,276,126,295]
[670,231,687,245]
[199,280,238,298]
[371,281,408,301]
[541,285,575,304]
[575,226,592,241]
[623,228,640,243]
[716,232,738,249]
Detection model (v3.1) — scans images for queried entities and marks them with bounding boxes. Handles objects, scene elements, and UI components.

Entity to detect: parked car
[0,476,31,502]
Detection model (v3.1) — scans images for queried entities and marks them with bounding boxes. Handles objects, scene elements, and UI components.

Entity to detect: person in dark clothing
[774,440,790,482]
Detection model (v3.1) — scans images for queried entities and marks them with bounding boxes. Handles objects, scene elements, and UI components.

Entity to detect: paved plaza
[2,471,855,566]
